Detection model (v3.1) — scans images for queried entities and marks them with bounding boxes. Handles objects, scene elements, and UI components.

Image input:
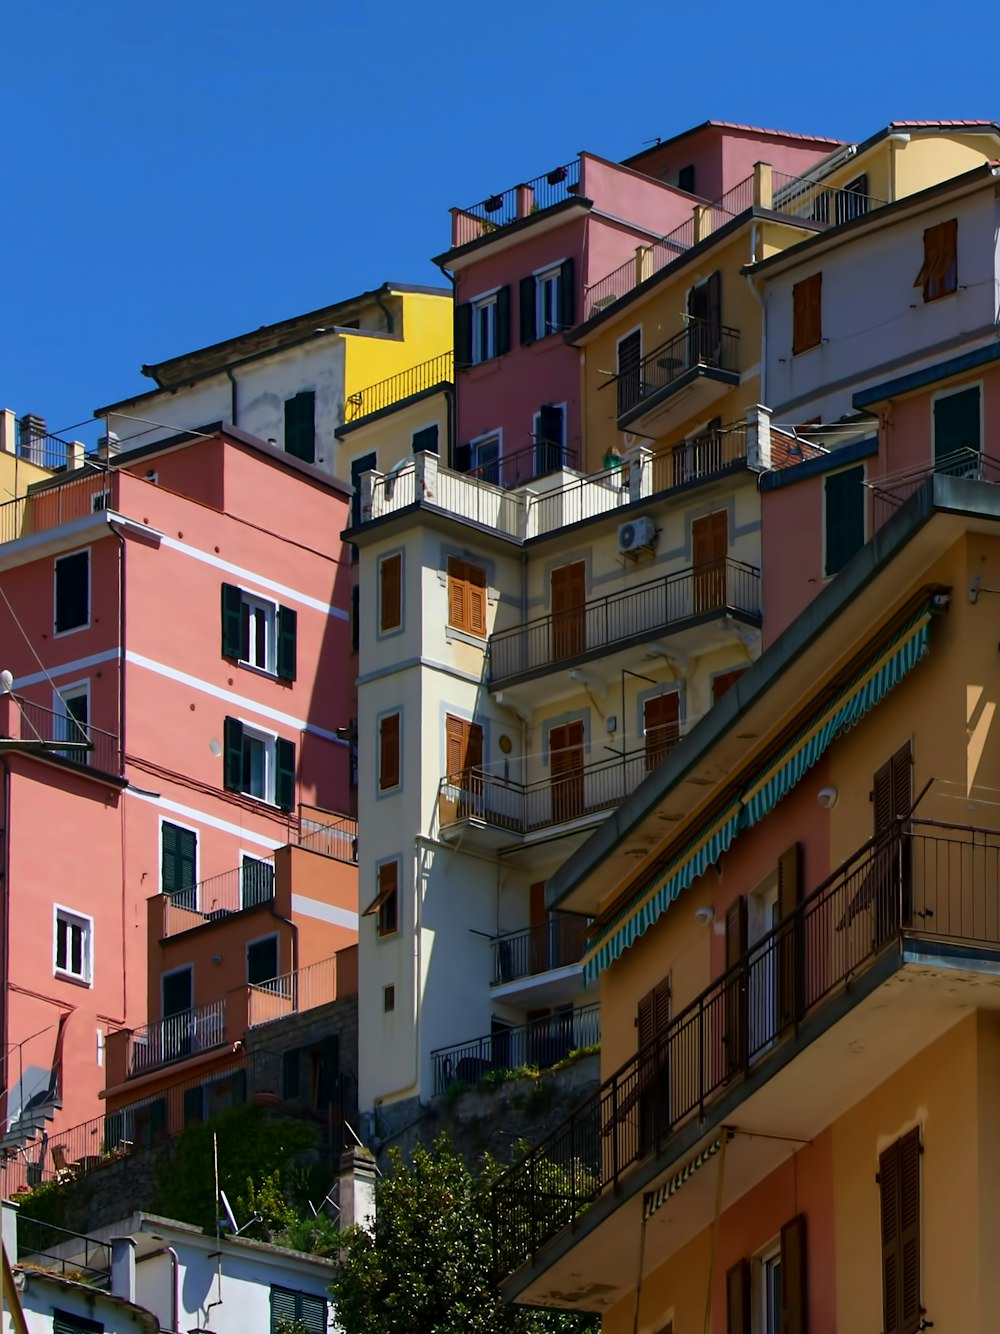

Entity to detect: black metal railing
[16,1217,112,1287]
[490,820,1000,1280]
[453,160,582,246]
[8,697,121,776]
[487,558,760,686]
[432,1004,601,1095]
[871,449,1000,533]
[614,320,740,421]
[16,418,77,471]
[343,351,454,424]
[771,170,887,225]
[438,748,652,839]
[465,439,579,490]
[492,919,590,985]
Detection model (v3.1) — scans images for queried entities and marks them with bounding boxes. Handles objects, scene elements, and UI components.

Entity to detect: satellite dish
[0,670,13,694]
[219,1189,238,1234]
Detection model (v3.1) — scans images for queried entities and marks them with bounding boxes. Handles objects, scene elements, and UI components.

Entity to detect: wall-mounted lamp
[695,905,715,926]
[818,786,839,809]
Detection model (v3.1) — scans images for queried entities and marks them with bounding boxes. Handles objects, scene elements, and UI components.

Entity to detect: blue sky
[3,0,999,445]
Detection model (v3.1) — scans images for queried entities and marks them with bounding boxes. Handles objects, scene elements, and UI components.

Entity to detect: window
[241,855,275,907]
[247,935,280,987]
[837,174,870,224]
[54,550,89,634]
[91,490,111,513]
[616,328,642,418]
[221,584,297,680]
[792,273,822,355]
[880,1128,921,1334]
[636,976,671,1150]
[728,1217,806,1334]
[378,712,401,791]
[643,692,680,770]
[53,1310,103,1334]
[379,553,403,634]
[223,718,296,810]
[447,558,487,637]
[756,1244,781,1334]
[676,163,696,193]
[933,384,980,472]
[412,424,439,455]
[713,668,746,703]
[915,218,957,303]
[284,390,316,463]
[270,1287,327,1334]
[363,860,399,937]
[533,403,566,474]
[824,465,865,576]
[471,433,501,484]
[54,907,92,984]
[350,450,376,536]
[383,984,395,1012]
[161,822,197,907]
[55,683,90,762]
[351,584,360,652]
[455,288,511,366]
[520,261,575,344]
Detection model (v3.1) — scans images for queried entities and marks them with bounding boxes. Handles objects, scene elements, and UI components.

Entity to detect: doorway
[549,721,585,823]
[551,562,586,660]
[692,510,728,612]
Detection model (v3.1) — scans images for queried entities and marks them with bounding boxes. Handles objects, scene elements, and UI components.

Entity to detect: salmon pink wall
[761,474,826,644]
[713,1130,836,1334]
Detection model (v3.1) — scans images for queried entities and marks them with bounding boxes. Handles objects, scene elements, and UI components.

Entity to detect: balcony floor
[617,365,740,438]
[491,961,587,1009]
[503,940,1000,1312]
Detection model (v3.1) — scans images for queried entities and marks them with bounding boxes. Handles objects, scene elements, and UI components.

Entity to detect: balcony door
[692,510,728,613]
[550,721,585,823]
[529,882,550,974]
[644,692,680,771]
[687,271,721,366]
[551,561,586,661]
[161,966,194,1063]
[616,329,642,418]
[446,715,484,818]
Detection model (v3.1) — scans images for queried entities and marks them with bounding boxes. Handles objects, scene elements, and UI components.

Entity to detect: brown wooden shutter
[468,563,487,636]
[726,1258,750,1334]
[792,274,822,354]
[880,1138,901,1334]
[725,896,748,1075]
[380,554,401,633]
[644,692,680,770]
[379,713,400,790]
[377,860,398,935]
[636,988,655,1051]
[874,743,912,837]
[898,1128,921,1334]
[777,843,802,1030]
[780,1213,808,1334]
[448,558,467,630]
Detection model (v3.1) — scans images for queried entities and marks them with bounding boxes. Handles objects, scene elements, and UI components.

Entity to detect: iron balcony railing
[297,811,359,861]
[0,468,113,546]
[165,858,275,922]
[466,440,579,490]
[247,954,340,1027]
[16,1217,112,1288]
[870,449,1000,533]
[487,558,760,687]
[16,419,78,472]
[343,350,454,425]
[771,170,887,225]
[128,998,228,1075]
[9,697,121,776]
[614,319,740,422]
[432,1004,601,1095]
[438,747,654,839]
[490,819,1000,1280]
[452,160,582,247]
[492,919,590,986]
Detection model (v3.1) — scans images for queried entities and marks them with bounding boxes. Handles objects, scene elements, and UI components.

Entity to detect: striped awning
[582,605,932,984]
[643,1137,723,1221]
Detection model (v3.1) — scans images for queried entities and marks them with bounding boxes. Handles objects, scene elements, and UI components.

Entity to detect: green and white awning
[582,606,932,984]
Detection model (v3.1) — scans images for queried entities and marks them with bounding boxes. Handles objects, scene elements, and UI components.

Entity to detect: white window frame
[53,679,90,757]
[240,852,275,908]
[471,292,498,364]
[535,264,563,339]
[53,904,93,985]
[751,1237,782,1334]
[53,547,91,638]
[158,815,200,900]
[239,719,278,805]
[470,429,502,482]
[239,590,278,675]
[532,403,566,455]
[91,490,111,513]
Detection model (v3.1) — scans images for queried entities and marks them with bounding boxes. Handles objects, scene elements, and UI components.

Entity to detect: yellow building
[0,409,87,542]
[491,471,1000,1334]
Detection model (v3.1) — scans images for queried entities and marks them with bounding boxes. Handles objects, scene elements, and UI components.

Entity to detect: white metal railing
[129,999,228,1074]
[246,955,339,1027]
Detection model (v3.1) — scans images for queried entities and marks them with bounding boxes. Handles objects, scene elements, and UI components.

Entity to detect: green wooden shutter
[162,823,196,897]
[726,1258,750,1334]
[824,465,865,576]
[224,717,244,792]
[520,275,537,345]
[275,738,296,810]
[933,386,980,467]
[148,1097,167,1143]
[232,1067,247,1105]
[221,583,244,658]
[454,303,473,367]
[298,1294,327,1334]
[351,584,360,652]
[412,424,439,455]
[183,1085,204,1126]
[54,1311,103,1334]
[277,606,297,681]
[559,258,576,329]
[282,1049,301,1099]
[284,392,316,463]
[270,1287,298,1334]
[496,286,511,355]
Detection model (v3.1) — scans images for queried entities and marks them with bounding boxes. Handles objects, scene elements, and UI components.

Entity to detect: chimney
[338,1146,377,1234]
[18,414,46,466]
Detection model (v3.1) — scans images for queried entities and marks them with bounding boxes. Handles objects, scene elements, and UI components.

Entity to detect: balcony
[450,160,582,250]
[613,320,741,435]
[491,920,590,1009]
[487,558,761,694]
[0,695,122,777]
[342,351,454,428]
[0,468,112,546]
[127,999,229,1077]
[246,952,352,1027]
[491,819,1000,1308]
[771,169,887,225]
[870,448,1000,533]
[437,748,653,852]
[432,1003,600,1095]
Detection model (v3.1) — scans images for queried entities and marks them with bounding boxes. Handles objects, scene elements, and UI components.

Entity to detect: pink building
[0,425,357,1184]
[437,123,837,486]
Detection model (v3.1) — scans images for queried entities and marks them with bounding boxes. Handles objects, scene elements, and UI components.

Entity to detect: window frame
[469,429,501,484]
[53,548,91,637]
[931,381,982,473]
[917,218,958,304]
[378,710,402,794]
[447,557,488,638]
[792,273,822,356]
[241,592,278,675]
[269,1286,328,1334]
[246,931,281,988]
[53,904,94,986]
[378,551,404,637]
[534,264,563,339]
[53,679,90,761]
[751,1236,782,1334]
[823,462,866,578]
[471,291,499,364]
[240,853,276,908]
[241,721,277,804]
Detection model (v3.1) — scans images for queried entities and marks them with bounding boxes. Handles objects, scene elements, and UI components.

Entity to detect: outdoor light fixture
[818,786,839,809]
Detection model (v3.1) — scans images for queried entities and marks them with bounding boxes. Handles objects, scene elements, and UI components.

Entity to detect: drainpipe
[374,289,395,335]
[745,226,767,410]
[433,262,457,465]
[225,369,239,427]
[1,757,9,1124]
[136,1246,179,1333]
[108,520,129,1026]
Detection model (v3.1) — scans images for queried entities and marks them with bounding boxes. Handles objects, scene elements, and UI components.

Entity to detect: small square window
[915,218,958,303]
[54,907,92,984]
[54,550,90,634]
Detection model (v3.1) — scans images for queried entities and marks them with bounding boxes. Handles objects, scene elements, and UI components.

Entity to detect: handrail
[491,919,590,985]
[611,319,740,421]
[432,1003,601,1095]
[129,998,228,1075]
[771,170,887,224]
[343,350,454,424]
[466,440,579,490]
[490,819,1000,1279]
[459,160,582,229]
[7,697,121,776]
[486,558,761,686]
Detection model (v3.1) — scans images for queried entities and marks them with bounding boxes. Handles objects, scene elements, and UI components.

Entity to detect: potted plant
[484,194,503,213]
[547,165,567,185]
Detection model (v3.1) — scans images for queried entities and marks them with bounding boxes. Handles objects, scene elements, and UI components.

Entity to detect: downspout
[136,1247,179,1334]
[434,262,457,467]
[109,520,129,1026]
[1,757,9,1129]
[225,368,239,427]
[374,289,395,335]
[746,223,767,409]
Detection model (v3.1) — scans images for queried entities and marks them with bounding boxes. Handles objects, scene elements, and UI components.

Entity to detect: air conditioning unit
[619,516,657,557]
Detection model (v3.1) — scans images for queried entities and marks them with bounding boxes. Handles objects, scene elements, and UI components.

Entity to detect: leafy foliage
[330,1135,598,1334]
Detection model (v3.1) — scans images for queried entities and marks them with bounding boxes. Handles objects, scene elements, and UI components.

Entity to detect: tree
[330,1135,598,1334]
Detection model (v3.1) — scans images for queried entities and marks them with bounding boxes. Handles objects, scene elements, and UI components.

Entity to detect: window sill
[377,624,405,640]
[236,660,286,684]
[54,969,92,989]
[53,623,91,639]
[446,625,487,648]
[791,344,820,358]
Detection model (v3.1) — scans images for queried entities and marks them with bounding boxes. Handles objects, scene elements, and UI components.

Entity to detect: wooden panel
[549,720,584,822]
[551,562,586,660]
[644,692,680,770]
[692,510,728,612]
